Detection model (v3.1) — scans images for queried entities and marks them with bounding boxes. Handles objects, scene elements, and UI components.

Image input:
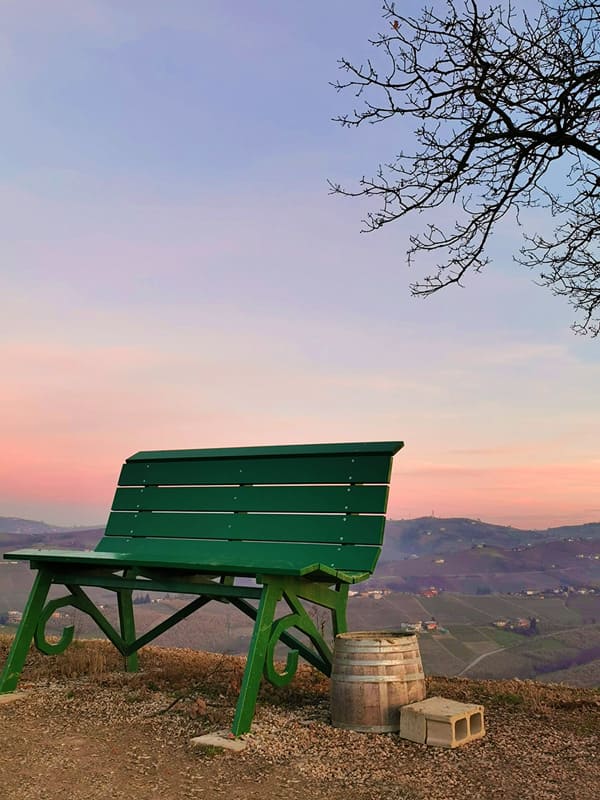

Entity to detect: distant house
[492,619,509,628]
[422,620,438,631]
[400,622,422,633]
[7,611,22,624]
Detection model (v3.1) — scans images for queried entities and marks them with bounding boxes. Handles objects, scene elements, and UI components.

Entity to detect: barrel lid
[336,631,418,641]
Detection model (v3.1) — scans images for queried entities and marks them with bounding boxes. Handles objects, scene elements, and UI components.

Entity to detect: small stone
[0,692,28,705]
[190,734,247,752]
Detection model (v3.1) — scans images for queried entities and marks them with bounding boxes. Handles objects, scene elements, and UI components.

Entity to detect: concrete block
[399,696,485,748]
[398,702,427,743]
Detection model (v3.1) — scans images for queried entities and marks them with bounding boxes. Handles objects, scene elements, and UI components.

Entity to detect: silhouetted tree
[133,593,151,605]
[332,1,600,335]
[528,616,539,634]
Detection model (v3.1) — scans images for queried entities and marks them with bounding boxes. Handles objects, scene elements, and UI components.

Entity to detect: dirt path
[458,647,507,676]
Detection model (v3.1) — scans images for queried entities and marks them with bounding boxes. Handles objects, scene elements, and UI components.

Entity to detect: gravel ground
[0,637,598,800]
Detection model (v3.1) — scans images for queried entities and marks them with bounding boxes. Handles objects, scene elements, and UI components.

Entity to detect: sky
[1,1,599,530]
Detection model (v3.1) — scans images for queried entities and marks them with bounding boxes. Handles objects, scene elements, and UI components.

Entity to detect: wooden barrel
[330,631,426,732]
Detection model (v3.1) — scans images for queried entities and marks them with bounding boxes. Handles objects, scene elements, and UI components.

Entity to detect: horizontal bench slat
[93,537,381,576]
[111,485,388,514]
[128,441,404,461]
[118,454,393,487]
[105,511,385,545]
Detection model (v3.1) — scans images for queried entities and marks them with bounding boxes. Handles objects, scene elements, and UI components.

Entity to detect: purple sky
[2,1,599,528]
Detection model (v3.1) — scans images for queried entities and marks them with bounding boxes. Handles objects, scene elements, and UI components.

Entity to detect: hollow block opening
[455,717,468,741]
[470,712,483,736]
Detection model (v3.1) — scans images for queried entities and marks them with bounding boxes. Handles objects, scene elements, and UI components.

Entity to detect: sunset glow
[1,2,599,530]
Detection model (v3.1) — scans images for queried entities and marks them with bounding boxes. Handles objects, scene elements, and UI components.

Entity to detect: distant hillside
[375,534,600,594]
[381,516,600,560]
[370,517,600,593]
[0,527,103,554]
[0,517,80,536]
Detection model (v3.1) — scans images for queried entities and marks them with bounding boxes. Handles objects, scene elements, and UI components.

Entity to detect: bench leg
[331,582,349,636]
[0,569,52,693]
[117,588,138,672]
[231,582,281,736]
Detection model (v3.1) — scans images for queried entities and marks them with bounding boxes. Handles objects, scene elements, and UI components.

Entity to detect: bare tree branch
[331,0,600,335]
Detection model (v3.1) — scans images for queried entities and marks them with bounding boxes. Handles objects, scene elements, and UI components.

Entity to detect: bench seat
[5,546,372,582]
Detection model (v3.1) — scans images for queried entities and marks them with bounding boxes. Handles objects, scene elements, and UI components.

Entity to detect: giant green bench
[0,441,403,734]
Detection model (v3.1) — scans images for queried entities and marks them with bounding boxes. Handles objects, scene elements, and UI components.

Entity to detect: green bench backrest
[96,442,403,576]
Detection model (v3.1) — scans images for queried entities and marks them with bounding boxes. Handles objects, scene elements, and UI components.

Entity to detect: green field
[435,636,473,662]
[449,624,495,642]
[415,594,494,624]
[482,627,524,647]
[346,592,600,686]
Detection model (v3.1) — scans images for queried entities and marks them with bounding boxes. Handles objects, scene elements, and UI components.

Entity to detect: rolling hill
[380,516,600,560]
